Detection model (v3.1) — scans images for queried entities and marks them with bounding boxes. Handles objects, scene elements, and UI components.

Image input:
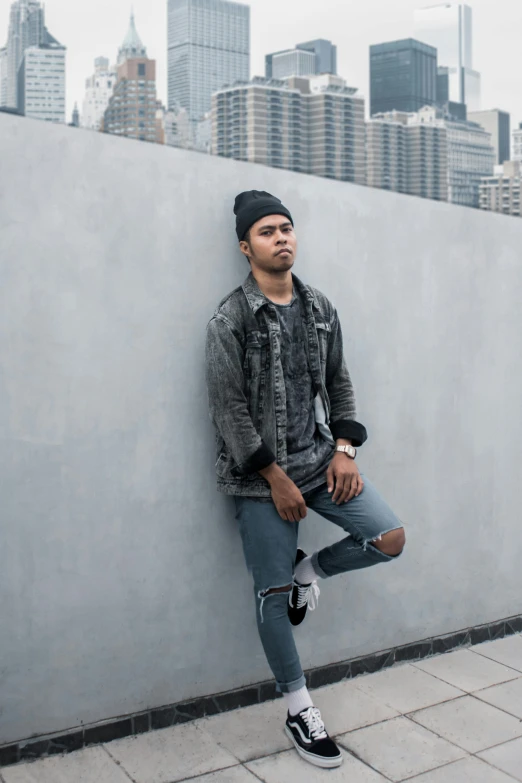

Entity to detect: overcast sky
[1,0,521,126]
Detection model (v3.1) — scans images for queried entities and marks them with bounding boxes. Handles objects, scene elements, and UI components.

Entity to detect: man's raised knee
[373,528,405,556]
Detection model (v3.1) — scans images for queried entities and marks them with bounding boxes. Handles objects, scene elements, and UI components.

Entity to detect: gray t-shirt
[254,289,334,500]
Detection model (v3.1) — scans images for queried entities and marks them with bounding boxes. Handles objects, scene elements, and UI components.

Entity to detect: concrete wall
[1,112,522,746]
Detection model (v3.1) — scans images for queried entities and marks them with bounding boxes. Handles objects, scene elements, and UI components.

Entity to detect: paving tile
[474,676,522,719]
[405,756,517,782]
[336,716,465,782]
[479,737,522,782]
[246,747,388,782]
[413,649,520,692]
[353,662,464,713]
[312,679,399,736]
[1,746,130,783]
[410,695,522,753]
[183,767,261,783]
[105,720,239,783]
[202,699,292,762]
[473,635,522,673]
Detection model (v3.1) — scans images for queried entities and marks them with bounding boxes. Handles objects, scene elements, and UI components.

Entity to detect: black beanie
[234,190,293,241]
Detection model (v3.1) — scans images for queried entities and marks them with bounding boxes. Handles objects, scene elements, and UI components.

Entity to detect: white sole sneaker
[284,724,343,768]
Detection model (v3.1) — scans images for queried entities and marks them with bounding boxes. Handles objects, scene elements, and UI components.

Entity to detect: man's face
[239,214,297,272]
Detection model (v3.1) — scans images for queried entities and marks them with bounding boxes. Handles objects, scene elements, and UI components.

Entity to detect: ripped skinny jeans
[233,473,404,694]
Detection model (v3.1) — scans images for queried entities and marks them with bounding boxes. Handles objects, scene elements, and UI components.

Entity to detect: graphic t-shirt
[269,289,335,496]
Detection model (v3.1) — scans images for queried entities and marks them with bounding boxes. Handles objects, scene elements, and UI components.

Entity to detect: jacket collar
[241,270,317,315]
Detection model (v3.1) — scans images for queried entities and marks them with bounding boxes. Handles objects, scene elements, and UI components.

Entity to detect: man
[205,190,405,769]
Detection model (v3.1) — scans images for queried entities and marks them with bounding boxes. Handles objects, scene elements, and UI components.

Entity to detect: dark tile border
[2,613,521,768]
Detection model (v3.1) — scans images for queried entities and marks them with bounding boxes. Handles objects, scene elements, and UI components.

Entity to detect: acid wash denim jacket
[205,271,368,498]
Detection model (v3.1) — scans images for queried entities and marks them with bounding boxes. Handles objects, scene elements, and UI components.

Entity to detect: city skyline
[0,0,520,126]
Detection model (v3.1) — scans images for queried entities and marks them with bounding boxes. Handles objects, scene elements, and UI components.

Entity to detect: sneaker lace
[290,580,320,611]
[301,707,327,741]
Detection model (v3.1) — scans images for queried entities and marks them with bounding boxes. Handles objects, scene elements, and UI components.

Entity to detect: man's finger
[356,476,364,496]
[336,478,350,504]
[344,475,358,503]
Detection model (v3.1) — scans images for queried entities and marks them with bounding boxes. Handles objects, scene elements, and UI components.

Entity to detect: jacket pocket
[244,331,270,379]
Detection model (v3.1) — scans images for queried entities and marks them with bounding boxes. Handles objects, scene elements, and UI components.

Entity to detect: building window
[138,64,146,77]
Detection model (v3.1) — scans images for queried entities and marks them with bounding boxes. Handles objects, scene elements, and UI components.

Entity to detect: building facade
[212,78,304,170]
[17,38,66,122]
[367,110,447,201]
[167,0,250,122]
[0,46,7,106]
[271,49,316,80]
[101,15,160,143]
[513,123,522,163]
[2,0,64,114]
[82,57,118,131]
[266,39,337,79]
[468,109,510,165]
[366,113,408,192]
[414,2,481,111]
[369,39,437,117]
[212,74,365,184]
[480,161,521,217]
[298,39,337,75]
[413,106,494,207]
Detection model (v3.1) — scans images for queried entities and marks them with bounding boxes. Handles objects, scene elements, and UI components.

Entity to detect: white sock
[283,686,314,717]
[295,555,318,585]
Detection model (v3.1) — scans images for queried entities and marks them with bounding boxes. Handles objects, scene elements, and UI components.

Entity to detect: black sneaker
[285,706,343,768]
[288,548,320,626]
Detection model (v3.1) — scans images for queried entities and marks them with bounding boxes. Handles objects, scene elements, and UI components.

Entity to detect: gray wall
[1,113,522,746]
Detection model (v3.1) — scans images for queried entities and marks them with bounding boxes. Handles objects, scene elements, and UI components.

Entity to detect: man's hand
[270,475,307,522]
[326,454,364,504]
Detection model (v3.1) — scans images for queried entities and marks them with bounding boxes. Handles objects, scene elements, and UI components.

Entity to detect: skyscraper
[0,46,7,106]
[2,0,61,111]
[513,123,522,163]
[266,39,336,80]
[296,39,337,75]
[102,13,160,143]
[167,0,250,122]
[82,57,118,131]
[468,110,511,165]
[370,39,437,117]
[414,3,481,111]
[271,49,317,80]
[17,35,66,122]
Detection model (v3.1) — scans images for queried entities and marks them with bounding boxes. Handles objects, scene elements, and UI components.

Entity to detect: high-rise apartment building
[369,39,437,116]
[513,123,522,163]
[212,74,365,184]
[101,14,160,143]
[480,161,521,217]
[413,106,494,207]
[366,113,408,193]
[82,57,118,131]
[167,0,250,122]
[414,3,480,111]
[366,110,447,201]
[212,78,304,170]
[17,34,66,122]
[468,110,510,165]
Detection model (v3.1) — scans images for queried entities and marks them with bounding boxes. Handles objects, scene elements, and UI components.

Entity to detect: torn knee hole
[260,584,292,597]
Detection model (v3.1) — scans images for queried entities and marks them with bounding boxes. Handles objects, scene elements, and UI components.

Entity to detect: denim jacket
[205,271,368,497]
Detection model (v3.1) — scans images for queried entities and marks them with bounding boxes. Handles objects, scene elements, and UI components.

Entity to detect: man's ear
[239,240,250,261]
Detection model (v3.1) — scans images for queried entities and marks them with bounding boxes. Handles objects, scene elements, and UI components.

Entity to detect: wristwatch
[335,445,357,459]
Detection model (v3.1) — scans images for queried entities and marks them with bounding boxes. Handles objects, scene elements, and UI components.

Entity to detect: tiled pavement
[2,635,522,783]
